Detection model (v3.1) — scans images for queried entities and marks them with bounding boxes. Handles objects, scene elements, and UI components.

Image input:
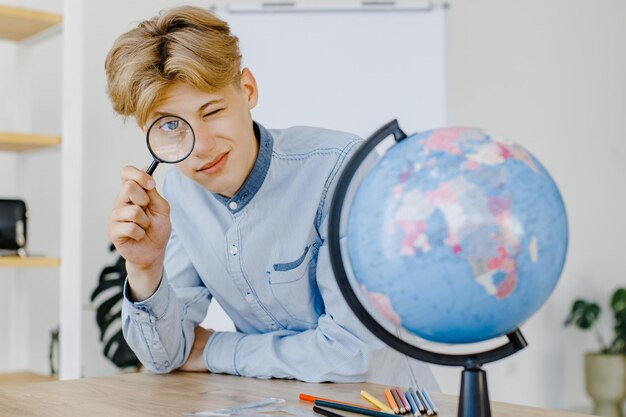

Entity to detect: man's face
[146,69,259,197]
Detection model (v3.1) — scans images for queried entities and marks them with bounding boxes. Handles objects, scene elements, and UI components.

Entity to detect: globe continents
[347,127,568,344]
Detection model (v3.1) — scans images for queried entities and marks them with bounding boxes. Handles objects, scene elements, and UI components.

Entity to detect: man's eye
[203,108,223,118]
[160,120,180,131]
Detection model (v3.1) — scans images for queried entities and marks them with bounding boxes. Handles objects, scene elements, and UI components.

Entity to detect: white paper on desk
[184,398,314,417]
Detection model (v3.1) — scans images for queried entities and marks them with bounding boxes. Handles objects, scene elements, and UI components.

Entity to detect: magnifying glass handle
[146,159,159,176]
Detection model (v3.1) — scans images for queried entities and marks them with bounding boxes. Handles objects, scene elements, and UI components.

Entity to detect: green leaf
[611,309,626,354]
[610,288,626,315]
[564,299,600,330]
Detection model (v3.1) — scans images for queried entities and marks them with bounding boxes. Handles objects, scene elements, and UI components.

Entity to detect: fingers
[116,165,154,207]
[144,184,170,217]
[109,165,170,246]
[110,204,151,229]
[114,166,169,215]
[121,165,155,191]
[117,180,150,207]
[108,221,146,243]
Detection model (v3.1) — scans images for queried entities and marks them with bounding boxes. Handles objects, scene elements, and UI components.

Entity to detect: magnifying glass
[145,115,196,175]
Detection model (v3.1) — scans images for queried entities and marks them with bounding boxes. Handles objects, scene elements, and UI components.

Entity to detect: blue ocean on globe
[347,127,568,344]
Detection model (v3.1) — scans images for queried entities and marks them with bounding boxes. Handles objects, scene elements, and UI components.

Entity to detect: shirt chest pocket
[268,245,319,327]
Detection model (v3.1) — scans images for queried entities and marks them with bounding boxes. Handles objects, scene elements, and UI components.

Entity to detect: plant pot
[585,352,626,417]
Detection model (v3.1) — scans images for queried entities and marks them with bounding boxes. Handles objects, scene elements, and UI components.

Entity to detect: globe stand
[327,119,528,417]
[460,366,490,417]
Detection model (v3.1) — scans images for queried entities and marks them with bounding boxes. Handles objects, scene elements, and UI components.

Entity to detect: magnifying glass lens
[147,116,195,163]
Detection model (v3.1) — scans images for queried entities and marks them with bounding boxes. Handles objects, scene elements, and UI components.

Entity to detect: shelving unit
[0,4,62,41]
[0,3,63,267]
[0,3,65,380]
[0,257,60,268]
[0,131,61,152]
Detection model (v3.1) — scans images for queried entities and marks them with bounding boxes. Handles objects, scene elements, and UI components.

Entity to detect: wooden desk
[0,372,590,417]
[0,371,55,386]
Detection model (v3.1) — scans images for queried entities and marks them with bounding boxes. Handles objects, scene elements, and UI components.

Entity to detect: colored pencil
[315,400,397,417]
[404,391,419,417]
[395,388,411,413]
[314,405,348,417]
[408,388,425,414]
[384,388,400,414]
[420,388,439,415]
[390,388,406,414]
[412,388,433,416]
[360,390,395,414]
[300,394,378,411]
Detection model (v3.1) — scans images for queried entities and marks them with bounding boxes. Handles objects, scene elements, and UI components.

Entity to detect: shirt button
[245,293,255,303]
[230,245,238,255]
[228,201,238,210]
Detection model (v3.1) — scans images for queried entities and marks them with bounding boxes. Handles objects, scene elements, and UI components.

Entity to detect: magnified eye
[147,115,195,165]
[159,119,180,131]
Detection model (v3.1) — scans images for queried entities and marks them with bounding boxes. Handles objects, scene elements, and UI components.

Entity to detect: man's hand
[108,165,172,301]
[179,327,215,372]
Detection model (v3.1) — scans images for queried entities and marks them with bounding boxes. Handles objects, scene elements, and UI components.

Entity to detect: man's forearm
[121,274,194,373]
[126,258,164,302]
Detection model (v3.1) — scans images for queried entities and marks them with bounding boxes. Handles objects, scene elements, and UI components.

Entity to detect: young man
[107,5,437,387]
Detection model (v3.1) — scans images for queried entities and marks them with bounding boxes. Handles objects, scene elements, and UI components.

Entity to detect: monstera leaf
[565,289,626,354]
[610,288,626,354]
[90,244,141,369]
[564,300,600,329]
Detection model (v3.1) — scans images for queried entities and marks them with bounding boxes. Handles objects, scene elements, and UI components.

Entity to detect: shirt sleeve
[121,227,211,373]
[203,139,384,382]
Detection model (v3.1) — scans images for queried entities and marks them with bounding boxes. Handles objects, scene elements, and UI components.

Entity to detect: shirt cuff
[203,331,246,375]
[123,271,171,320]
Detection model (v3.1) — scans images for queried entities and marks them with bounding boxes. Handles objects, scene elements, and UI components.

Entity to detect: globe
[346,126,568,345]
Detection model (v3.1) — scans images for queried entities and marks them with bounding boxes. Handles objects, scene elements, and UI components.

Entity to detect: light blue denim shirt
[122,122,438,388]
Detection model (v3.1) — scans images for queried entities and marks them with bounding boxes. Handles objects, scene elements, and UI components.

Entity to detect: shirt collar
[212,121,273,213]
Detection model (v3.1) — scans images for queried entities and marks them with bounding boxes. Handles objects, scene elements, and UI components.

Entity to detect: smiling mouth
[197,152,228,173]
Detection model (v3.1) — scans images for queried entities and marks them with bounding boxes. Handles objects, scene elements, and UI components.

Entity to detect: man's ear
[240,67,259,110]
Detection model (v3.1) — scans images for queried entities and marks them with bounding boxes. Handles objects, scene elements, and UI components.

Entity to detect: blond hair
[105,6,242,126]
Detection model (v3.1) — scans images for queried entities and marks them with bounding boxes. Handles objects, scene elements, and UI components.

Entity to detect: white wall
[435,0,626,413]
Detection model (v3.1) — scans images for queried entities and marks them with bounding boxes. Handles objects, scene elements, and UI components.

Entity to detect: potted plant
[90,244,141,370]
[565,288,626,417]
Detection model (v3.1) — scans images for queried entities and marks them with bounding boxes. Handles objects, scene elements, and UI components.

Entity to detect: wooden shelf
[0,131,61,152]
[0,4,62,41]
[0,256,60,268]
[0,371,55,386]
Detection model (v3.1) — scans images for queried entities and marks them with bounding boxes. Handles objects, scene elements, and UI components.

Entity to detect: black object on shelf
[0,199,27,254]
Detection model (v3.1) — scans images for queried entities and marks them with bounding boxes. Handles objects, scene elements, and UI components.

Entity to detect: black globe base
[459,367,491,417]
